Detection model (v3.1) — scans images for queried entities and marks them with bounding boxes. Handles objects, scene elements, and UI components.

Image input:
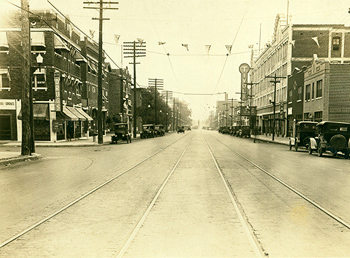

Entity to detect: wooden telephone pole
[84,0,118,144]
[123,41,146,138]
[148,78,164,124]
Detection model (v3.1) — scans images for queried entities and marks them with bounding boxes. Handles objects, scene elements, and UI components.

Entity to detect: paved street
[1,130,350,257]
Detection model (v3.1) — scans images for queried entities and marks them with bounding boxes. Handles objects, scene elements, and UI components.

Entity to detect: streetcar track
[208,133,350,231]
[203,135,264,258]
[116,136,194,258]
[0,133,191,249]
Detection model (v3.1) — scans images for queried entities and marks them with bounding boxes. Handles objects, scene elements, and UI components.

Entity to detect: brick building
[250,14,350,136]
[304,60,350,123]
[0,9,112,141]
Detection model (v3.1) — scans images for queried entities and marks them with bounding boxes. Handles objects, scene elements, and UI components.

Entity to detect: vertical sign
[54,71,61,112]
[239,63,250,101]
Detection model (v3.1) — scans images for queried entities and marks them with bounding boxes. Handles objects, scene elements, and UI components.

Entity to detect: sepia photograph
[1,0,350,257]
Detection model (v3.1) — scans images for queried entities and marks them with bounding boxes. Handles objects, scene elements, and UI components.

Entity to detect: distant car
[111,123,131,144]
[309,121,350,158]
[289,121,317,151]
[155,124,165,137]
[177,126,185,133]
[140,124,155,139]
[238,126,250,138]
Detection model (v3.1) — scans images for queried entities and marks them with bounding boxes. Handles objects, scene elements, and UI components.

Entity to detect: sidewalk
[252,134,289,145]
[0,133,139,166]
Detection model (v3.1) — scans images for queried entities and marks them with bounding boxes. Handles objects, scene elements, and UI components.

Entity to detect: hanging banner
[239,63,250,101]
[54,71,61,112]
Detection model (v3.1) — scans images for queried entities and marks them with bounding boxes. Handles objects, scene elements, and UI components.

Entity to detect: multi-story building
[108,67,132,126]
[304,60,350,123]
[0,9,113,141]
[250,14,350,136]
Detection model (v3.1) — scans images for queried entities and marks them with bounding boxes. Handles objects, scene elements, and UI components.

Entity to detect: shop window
[333,37,340,51]
[316,80,322,98]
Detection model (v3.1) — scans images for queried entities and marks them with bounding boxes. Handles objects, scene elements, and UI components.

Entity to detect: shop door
[0,116,11,140]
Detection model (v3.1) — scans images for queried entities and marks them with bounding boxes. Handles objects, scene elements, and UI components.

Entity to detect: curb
[252,136,289,146]
[0,153,42,166]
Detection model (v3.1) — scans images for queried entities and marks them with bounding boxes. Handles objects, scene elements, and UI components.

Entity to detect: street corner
[0,153,42,167]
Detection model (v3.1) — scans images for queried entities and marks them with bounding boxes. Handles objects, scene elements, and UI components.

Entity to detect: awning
[54,35,69,51]
[75,51,87,63]
[66,106,85,121]
[31,31,46,47]
[0,32,9,51]
[75,107,93,121]
[62,105,79,121]
[18,103,49,120]
[56,111,70,121]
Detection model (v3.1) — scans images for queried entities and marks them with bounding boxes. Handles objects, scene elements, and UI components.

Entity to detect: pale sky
[2,0,350,122]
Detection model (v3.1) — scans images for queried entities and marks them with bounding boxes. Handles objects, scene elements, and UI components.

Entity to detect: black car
[177,126,185,133]
[111,123,131,144]
[140,124,155,138]
[289,121,317,151]
[309,121,350,158]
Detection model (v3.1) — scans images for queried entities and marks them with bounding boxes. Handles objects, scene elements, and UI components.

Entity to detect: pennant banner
[114,34,120,44]
[89,30,95,39]
[225,45,232,55]
[205,45,211,56]
[311,37,320,48]
[158,41,166,45]
[181,44,189,51]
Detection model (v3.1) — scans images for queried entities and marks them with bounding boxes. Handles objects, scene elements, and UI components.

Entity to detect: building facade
[250,14,350,136]
[0,9,113,141]
[304,60,350,123]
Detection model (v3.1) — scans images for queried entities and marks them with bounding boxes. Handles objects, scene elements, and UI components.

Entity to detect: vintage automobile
[238,126,251,138]
[155,124,165,137]
[230,126,239,136]
[309,121,350,158]
[177,126,185,133]
[140,124,155,139]
[111,123,131,144]
[289,121,317,151]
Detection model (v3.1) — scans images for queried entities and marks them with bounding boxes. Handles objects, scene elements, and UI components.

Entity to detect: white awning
[54,35,69,51]
[0,32,9,49]
[75,107,93,121]
[75,51,87,63]
[31,31,46,47]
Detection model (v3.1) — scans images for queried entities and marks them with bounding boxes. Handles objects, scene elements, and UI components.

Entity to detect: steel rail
[116,137,193,258]
[204,136,264,258]
[0,133,191,249]
[209,134,350,231]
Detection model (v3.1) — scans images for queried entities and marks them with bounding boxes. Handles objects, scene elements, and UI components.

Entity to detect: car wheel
[295,142,298,152]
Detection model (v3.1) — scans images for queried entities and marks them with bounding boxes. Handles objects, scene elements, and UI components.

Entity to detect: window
[297,86,302,101]
[314,111,322,122]
[32,68,47,91]
[305,84,311,101]
[333,37,340,51]
[288,89,292,102]
[316,80,322,98]
[0,69,11,90]
[0,32,9,54]
[312,83,315,99]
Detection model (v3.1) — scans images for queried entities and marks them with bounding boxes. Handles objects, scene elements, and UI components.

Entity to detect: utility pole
[227,98,235,127]
[266,74,285,141]
[124,40,146,138]
[20,0,32,156]
[173,98,176,131]
[245,82,257,135]
[148,78,163,125]
[84,0,118,144]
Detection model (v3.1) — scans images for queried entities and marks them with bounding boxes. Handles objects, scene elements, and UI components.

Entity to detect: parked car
[289,121,317,151]
[309,121,350,158]
[238,126,250,138]
[140,124,155,139]
[230,126,239,136]
[177,126,185,133]
[155,124,165,137]
[111,123,131,144]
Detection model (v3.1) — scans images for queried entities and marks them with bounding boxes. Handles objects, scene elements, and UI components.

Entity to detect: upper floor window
[297,86,302,101]
[32,68,47,91]
[0,32,9,54]
[333,37,340,51]
[31,31,46,53]
[305,84,311,101]
[0,69,11,90]
[316,80,323,98]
